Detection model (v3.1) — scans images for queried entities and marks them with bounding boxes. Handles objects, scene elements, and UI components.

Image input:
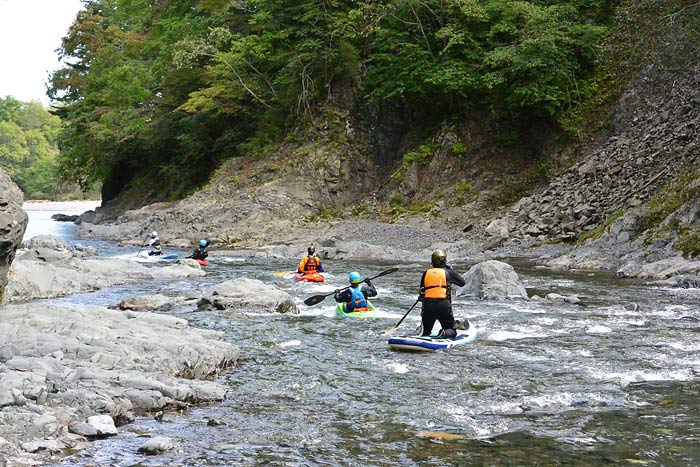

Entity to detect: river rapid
[26,206,700,466]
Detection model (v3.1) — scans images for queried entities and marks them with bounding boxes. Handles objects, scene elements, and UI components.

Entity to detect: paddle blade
[304,294,327,306]
[274,271,293,277]
[375,267,400,278]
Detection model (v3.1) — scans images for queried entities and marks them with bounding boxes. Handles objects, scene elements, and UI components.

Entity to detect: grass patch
[576,209,624,244]
[675,228,700,258]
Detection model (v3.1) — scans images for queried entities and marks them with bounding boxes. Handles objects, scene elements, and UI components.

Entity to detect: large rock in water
[458,260,529,300]
[198,277,298,313]
[0,171,28,303]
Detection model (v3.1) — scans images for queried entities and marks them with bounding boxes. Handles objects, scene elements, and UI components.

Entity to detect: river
[26,205,700,466]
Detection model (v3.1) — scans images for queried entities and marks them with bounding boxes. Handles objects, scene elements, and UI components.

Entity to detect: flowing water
[28,209,700,466]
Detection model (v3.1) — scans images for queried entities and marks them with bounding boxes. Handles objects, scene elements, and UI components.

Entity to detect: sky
[0,0,84,105]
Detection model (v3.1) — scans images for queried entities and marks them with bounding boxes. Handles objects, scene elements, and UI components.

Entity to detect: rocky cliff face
[0,171,27,302]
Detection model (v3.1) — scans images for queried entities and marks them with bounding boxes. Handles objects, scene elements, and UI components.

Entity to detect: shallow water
[29,210,700,466]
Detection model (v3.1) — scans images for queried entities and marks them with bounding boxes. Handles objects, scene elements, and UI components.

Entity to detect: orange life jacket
[302,255,320,272]
[423,268,448,299]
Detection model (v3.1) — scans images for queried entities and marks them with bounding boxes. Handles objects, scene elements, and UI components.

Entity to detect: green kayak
[335,301,380,318]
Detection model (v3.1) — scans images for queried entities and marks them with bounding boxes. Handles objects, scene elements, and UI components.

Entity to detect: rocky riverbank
[0,302,239,466]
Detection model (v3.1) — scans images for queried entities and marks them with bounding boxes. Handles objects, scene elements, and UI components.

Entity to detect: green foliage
[675,228,700,258]
[491,159,552,205]
[636,168,700,235]
[391,144,433,182]
[450,142,466,156]
[0,97,63,199]
[49,0,614,202]
[576,208,623,244]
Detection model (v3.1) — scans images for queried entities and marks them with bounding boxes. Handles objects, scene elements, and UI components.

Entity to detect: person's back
[335,271,377,312]
[190,240,209,260]
[298,245,323,274]
[419,250,465,337]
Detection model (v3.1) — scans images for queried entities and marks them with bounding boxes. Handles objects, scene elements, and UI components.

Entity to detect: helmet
[149,231,158,239]
[199,239,207,247]
[349,271,362,284]
[308,245,315,255]
[431,249,447,267]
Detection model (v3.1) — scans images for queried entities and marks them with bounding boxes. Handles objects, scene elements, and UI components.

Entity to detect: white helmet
[149,231,158,238]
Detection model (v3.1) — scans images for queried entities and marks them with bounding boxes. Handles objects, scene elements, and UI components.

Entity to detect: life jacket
[149,238,161,253]
[346,285,369,312]
[192,248,207,260]
[423,268,449,299]
[304,255,320,272]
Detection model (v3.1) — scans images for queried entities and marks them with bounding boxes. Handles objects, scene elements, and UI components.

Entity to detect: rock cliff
[0,170,28,303]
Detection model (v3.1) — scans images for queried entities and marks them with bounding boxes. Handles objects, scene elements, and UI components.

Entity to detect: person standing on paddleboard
[334,271,377,312]
[418,250,465,338]
[297,245,324,275]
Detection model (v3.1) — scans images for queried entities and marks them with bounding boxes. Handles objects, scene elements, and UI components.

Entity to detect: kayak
[295,272,325,282]
[388,321,477,351]
[195,259,207,266]
[160,253,178,260]
[336,301,380,318]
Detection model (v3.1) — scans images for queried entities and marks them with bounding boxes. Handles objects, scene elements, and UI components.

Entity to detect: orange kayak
[295,272,325,282]
[196,259,207,266]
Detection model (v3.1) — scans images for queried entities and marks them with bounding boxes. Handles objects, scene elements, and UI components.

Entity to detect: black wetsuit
[190,247,208,260]
[419,266,465,337]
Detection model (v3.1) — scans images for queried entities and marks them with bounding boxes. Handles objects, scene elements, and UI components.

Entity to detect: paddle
[135,234,150,257]
[274,271,296,277]
[382,298,421,335]
[303,267,399,306]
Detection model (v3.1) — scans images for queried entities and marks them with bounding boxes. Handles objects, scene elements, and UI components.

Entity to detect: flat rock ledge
[0,303,239,466]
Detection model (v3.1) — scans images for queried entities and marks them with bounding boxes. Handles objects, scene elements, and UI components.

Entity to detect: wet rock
[545,293,583,306]
[458,260,528,300]
[5,254,204,303]
[51,213,79,222]
[116,294,179,311]
[137,436,181,454]
[198,278,298,314]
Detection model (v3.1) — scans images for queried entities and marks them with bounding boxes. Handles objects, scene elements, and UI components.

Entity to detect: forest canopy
[0,97,63,199]
[49,0,613,202]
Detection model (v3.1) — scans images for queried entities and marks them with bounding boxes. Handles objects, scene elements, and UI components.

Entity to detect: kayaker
[297,245,324,275]
[418,250,465,338]
[147,231,162,256]
[334,271,377,312]
[187,239,209,261]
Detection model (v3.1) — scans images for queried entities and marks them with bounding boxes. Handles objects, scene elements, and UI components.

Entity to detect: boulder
[458,260,528,300]
[198,277,298,313]
[0,171,28,304]
[116,294,180,311]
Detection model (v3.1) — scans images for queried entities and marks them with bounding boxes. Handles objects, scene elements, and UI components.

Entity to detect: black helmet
[308,245,315,255]
[431,249,447,267]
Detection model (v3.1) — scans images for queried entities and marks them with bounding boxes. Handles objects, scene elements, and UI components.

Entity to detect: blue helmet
[199,239,207,247]
[349,271,362,284]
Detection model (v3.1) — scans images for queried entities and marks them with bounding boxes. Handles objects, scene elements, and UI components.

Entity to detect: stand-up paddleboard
[295,272,325,282]
[388,320,477,351]
[336,301,380,318]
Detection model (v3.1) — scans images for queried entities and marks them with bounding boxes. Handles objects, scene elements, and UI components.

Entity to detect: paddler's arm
[446,266,465,288]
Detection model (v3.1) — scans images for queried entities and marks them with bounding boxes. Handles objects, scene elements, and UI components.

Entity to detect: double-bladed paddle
[303,267,399,306]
